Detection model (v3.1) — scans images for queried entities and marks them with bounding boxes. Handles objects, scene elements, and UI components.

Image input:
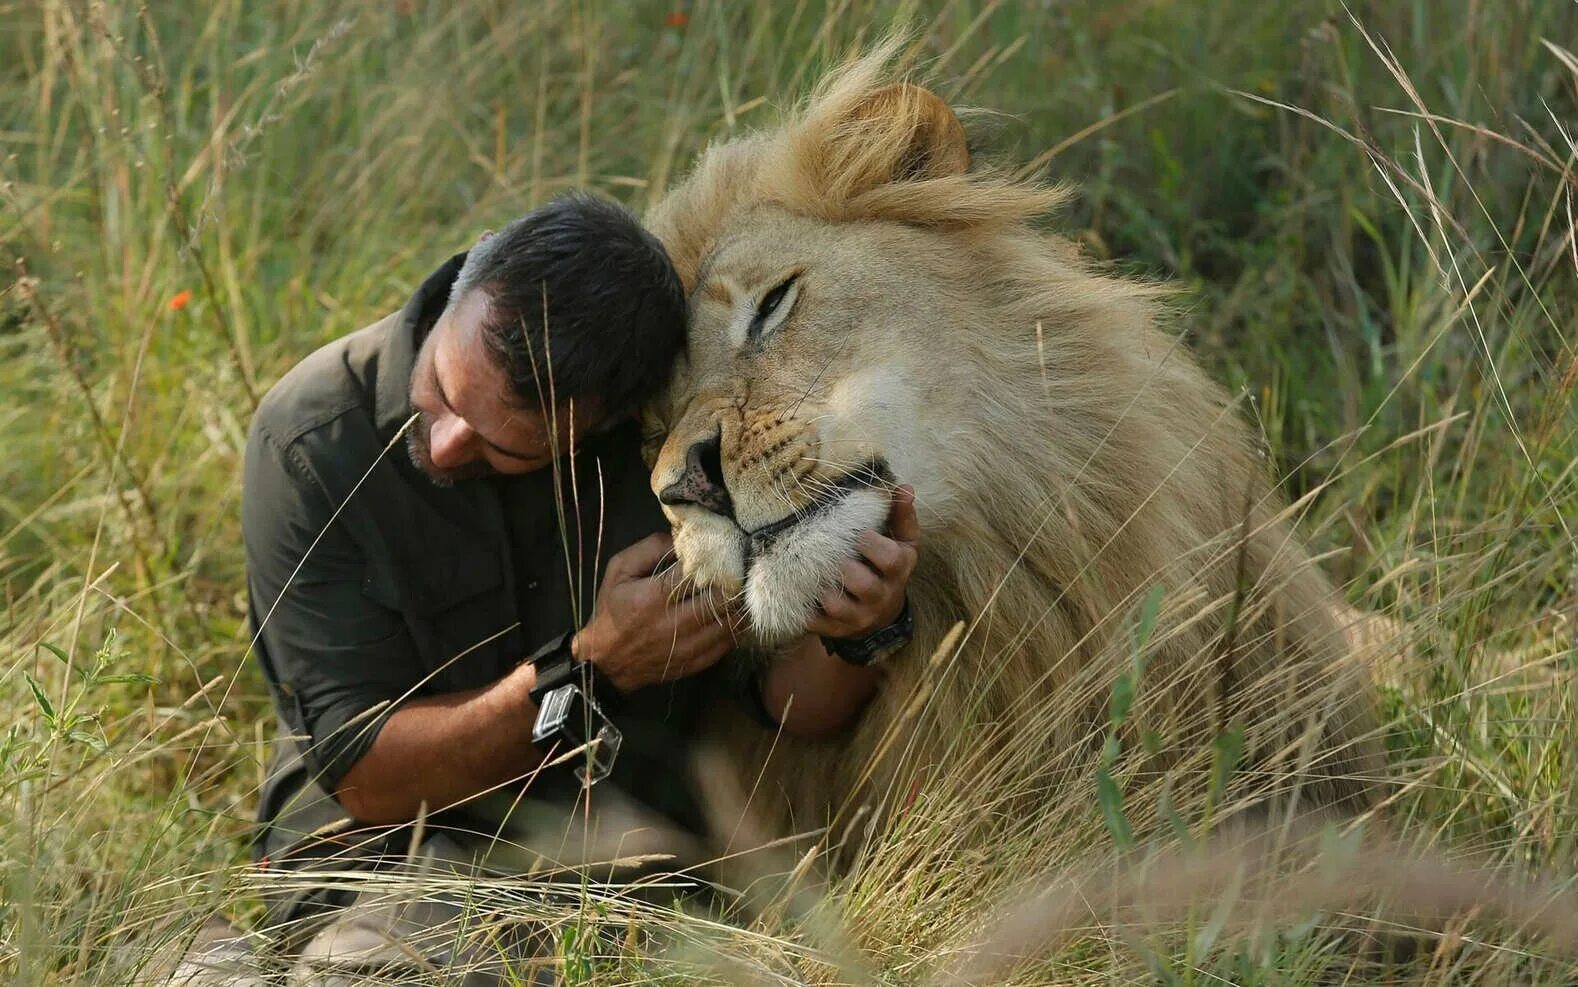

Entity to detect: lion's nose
[658,429,734,517]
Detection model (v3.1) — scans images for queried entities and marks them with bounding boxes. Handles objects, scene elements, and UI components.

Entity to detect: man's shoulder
[252,315,396,454]
[242,312,411,551]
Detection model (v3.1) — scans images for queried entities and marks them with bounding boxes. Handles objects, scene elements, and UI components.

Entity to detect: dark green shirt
[243,254,714,866]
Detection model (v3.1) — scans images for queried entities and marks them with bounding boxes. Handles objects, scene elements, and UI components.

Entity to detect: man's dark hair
[447,193,686,421]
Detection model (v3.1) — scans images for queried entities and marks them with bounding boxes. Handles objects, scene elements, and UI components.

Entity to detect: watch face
[532,683,583,745]
[867,631,907,665]
[835,633,892,667]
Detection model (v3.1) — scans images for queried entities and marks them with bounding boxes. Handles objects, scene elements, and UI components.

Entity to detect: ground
[1,2,1575,984]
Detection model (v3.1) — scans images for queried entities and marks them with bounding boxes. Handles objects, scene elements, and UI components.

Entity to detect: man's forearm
[760,636,882,738]
[334,660,544,824]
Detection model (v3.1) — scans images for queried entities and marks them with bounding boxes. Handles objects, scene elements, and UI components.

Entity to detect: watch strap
[525,631,580,708]
[822,595,913,667]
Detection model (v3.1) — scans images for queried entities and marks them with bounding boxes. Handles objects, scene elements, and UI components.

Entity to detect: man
[174,194,918,985]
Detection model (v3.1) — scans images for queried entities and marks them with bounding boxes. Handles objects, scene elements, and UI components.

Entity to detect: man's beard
[405,410,498,487]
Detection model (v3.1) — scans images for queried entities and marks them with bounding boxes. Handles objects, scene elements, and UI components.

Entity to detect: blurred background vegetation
[1,1,1574,982]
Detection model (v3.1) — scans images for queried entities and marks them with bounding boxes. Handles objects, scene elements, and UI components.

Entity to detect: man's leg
[284,784,710,985]
[160,916,270,987]
[283,833,555,987]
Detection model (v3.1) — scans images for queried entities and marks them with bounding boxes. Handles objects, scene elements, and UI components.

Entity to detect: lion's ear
[842,83,971,184]
[772,75,985,222]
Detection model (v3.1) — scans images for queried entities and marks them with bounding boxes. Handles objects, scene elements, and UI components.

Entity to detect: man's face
[406,290,601,485]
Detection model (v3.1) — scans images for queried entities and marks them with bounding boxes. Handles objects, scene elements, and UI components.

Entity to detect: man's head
[408,193,686,484]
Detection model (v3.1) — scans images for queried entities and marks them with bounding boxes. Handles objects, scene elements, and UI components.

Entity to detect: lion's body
[644,47,1381,847]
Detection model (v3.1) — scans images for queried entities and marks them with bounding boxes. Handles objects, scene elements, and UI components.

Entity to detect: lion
[641,46,1383,852]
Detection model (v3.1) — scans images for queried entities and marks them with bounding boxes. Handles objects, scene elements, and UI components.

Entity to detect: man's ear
[842,83,970,183]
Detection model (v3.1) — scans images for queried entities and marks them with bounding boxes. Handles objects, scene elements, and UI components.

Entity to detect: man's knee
[162,917,269,987]
[283,848,554,986]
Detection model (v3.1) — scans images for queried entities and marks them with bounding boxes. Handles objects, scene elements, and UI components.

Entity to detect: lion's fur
[644,42,1382,847]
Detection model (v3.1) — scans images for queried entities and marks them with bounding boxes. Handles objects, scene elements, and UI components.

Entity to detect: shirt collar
[374,250,468,439]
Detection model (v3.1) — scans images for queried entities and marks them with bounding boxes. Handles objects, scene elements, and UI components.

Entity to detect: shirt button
[526,580,540,591]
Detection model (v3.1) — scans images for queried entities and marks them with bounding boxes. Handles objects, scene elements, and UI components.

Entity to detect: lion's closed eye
[747,273,801,343]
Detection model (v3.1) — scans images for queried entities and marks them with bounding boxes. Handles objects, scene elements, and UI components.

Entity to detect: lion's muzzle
[656,428,734,518]
[651,394,897,645]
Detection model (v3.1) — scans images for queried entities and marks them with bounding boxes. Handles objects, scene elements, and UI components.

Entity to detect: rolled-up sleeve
[242,421,422,794]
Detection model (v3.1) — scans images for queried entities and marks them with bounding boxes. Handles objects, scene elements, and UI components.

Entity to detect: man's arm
[760,635,883,737]
[334,662,541,823]
[245,424,441,815]
[335,532,735,823]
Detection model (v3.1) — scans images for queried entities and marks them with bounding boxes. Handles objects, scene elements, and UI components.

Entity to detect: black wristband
[525,632,579,709]
[822,595,914,667]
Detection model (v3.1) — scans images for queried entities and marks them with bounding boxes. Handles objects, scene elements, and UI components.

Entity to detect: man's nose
[428,414,475,469]
[658,429,733,517]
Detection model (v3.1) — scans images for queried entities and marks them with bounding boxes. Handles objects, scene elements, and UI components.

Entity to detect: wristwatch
[526,633,622,786]
[822,595,914,667]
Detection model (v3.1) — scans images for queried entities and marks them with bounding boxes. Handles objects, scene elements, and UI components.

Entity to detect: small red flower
[664,11,688,28]
[168,289,192,311]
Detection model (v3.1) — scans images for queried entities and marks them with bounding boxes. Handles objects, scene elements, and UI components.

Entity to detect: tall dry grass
[1,1,1574,983]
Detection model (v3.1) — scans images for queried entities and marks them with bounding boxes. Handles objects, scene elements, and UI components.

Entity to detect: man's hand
[573,532,737,691]
[807,485,920,640]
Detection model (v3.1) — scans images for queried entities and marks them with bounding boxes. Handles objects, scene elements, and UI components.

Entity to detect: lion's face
[648,206,964,645]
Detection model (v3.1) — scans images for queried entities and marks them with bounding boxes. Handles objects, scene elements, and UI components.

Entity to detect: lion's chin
[671,517,747,597]
[744,486,891,646]
[671,487,892,648]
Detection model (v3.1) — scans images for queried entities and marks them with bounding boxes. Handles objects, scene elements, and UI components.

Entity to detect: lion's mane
[646,43,1381,851]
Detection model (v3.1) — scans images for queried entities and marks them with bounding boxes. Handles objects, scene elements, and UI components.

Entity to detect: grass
[1,0,1575,982]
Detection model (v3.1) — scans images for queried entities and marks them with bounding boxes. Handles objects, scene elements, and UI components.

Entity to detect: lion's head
[644,76,1078,647]
[644,46,1379,829]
